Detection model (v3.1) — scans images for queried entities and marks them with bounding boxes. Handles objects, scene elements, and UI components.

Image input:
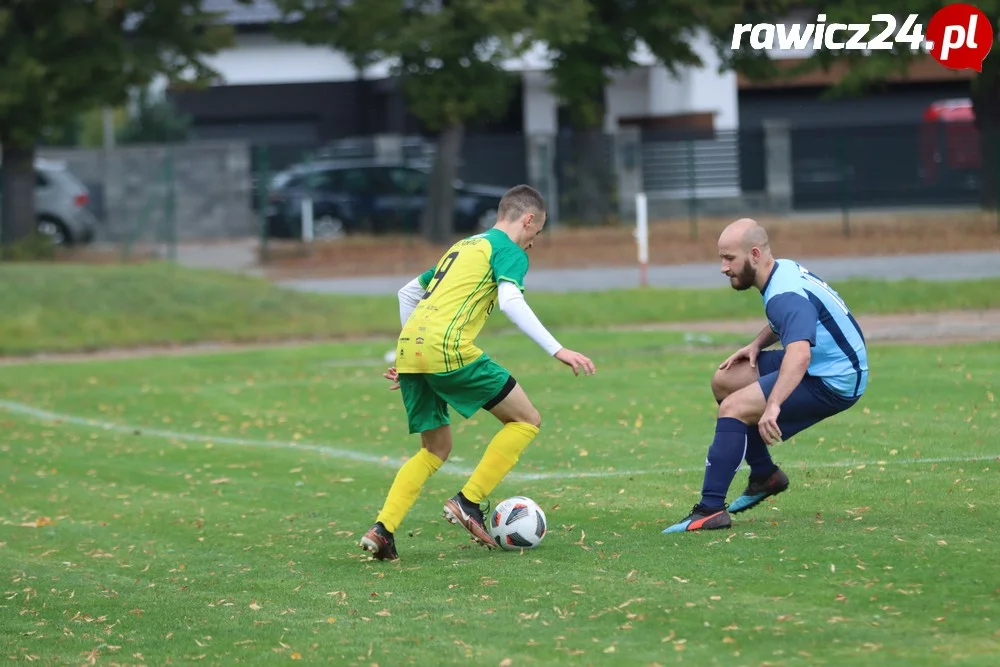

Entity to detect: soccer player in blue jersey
[663,218,869,533]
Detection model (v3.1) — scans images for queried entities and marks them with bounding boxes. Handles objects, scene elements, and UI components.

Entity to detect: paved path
[276,250,1000,295]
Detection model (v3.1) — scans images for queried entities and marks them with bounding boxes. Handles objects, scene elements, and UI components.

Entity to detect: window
[386,167,427,194]
[306,169,342,191]
[339,168,376,193]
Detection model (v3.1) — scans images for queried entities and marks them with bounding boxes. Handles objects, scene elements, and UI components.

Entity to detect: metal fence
[29,118,996,256]
[641,129,744,199]
[249,119,995,224]
[249,133,527,209]
[636,122,992,212]
[789,122,987,209]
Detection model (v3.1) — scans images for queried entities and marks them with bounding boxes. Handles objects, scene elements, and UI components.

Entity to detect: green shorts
[398,354,516,434]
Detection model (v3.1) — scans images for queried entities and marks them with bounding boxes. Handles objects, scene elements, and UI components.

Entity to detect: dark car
[264,160,506,239]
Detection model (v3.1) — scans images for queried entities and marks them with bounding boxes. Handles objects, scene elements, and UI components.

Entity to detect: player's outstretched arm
[497,281,595,375]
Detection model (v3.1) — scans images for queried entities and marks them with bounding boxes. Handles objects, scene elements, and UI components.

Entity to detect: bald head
[719,218,770,253]
[718,217,774,292]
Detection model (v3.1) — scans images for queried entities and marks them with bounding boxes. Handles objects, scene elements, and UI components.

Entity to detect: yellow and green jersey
[395,228,529,374]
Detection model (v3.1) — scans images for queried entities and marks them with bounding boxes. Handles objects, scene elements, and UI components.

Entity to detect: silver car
[34,159,98,245]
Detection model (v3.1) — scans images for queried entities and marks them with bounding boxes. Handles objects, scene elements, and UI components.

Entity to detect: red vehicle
[919,98,980,185]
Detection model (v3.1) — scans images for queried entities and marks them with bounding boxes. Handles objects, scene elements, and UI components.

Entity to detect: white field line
[0,399,995,481]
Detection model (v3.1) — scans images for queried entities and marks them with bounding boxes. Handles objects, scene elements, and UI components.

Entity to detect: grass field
[3,262,1000,355]
[2,328,997,665]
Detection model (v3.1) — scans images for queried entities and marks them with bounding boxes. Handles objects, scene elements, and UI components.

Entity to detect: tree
[728,2,1000,208]
[0,0,244,247]
[394,0,572,243]
[274,1,402,136]
[275,0,587,243]
[535,1,783,225]
[117,88,193,145]
[387,0,591,243]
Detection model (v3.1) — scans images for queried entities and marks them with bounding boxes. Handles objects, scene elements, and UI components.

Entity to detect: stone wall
[38,140,256,242]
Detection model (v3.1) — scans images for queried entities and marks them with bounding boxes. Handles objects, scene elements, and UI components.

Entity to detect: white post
[635,192,649,287]
[102,107,116,150]
[301,198,314,242]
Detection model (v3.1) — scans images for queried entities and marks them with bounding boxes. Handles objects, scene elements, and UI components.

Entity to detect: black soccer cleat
[360,522,399,561]
[442,493,498,549]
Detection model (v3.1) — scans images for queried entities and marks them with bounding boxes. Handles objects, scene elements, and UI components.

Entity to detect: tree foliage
[276,0,587,243]
[117,88,193,145]
[543,1,702,129]
[535,1,765,223]
[0,0,245,245]
[393,0,578,242]
[273,0,400,73]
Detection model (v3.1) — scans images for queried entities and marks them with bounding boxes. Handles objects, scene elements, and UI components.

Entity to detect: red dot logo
[926,3,994,72]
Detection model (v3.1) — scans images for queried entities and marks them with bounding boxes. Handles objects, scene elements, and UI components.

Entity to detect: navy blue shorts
[756,349,859,440]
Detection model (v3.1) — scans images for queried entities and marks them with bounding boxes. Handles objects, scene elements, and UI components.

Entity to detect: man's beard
[730,259,756,291]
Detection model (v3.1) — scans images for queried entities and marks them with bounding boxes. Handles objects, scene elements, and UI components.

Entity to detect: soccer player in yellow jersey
[360,184,595,560]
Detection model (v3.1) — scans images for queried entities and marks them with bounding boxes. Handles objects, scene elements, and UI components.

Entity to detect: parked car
[37,160,99,245]
[264,159,506,239]
[0,159,98,246]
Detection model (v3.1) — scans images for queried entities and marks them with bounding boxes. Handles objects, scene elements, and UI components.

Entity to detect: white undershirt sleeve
[397,277,425,327]
[497,280,563,356]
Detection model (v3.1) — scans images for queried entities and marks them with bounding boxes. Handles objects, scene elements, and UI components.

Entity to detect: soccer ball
[489,496,547,550]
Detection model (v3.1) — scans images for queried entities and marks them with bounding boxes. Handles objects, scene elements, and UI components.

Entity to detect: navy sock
[744,428,778,480]
[700,417,748,509]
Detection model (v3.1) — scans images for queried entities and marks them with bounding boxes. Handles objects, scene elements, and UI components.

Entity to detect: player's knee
[717,394,744,420]
[710,370,729,401]
[423,441,451,461]
[509,404,541,429]
[420,427,452,460]
[510,404,541,429]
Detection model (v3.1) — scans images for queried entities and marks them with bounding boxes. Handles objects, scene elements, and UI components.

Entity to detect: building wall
[173,32,524,143]
[201,32,391,85]
[168,79,425,142]
[191,16,969,139]
[180,30,744,140]
[522,30,740,135]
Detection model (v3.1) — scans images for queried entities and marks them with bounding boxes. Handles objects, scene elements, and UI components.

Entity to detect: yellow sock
[375,448,444,533]
[461,422,539,504]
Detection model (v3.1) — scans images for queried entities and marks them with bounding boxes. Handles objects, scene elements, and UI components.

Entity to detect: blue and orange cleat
[728,468,790,514]
[662,504,732,533]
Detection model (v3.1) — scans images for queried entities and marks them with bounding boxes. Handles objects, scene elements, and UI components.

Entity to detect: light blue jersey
[761,259,868,398]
